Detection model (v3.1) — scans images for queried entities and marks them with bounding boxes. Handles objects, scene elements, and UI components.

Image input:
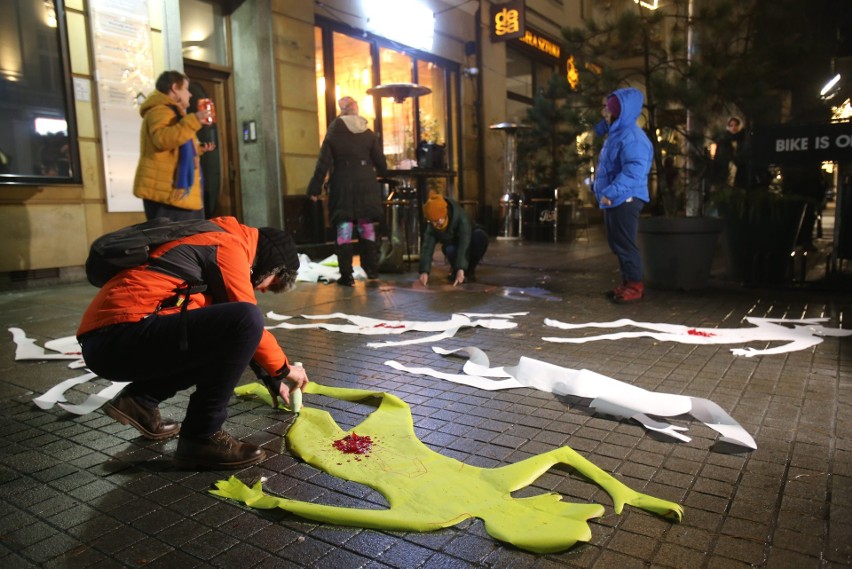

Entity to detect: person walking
[307,96,388,286]
[77,216,307,469]
[133,70,215,221]
[418,191,489,286]
[593,88,653,303]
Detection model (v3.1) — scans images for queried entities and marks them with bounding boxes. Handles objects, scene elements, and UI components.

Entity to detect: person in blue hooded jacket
[593,88,653,303]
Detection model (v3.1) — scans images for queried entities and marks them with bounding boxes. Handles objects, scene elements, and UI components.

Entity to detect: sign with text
[90,0,153,213]
[753,122,852,164]
[490,0,525,42]
[517,29,561,60]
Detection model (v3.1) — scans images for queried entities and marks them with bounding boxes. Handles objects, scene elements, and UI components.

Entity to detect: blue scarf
[171,106,196,195]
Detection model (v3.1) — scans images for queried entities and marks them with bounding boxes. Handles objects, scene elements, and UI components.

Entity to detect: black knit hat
[253,227,299,285]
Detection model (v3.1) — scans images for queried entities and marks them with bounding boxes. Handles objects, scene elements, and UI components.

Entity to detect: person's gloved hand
[250,361,308,408]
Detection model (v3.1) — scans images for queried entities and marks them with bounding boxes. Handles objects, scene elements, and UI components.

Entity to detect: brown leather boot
[104,395,180,440]
[174,431,265,469]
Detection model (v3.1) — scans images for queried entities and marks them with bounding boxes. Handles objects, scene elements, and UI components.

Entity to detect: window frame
[0,0,80,186]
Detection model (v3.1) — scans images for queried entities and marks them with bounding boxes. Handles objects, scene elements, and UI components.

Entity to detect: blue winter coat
[593,88,653,208]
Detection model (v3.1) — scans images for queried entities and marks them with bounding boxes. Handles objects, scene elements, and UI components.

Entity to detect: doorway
[184,63,241,219]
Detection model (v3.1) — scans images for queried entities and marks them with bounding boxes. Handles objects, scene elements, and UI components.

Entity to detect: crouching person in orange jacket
[77,216,307,469]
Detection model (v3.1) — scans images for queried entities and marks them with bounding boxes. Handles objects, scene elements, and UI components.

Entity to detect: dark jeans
[80,302,264,437]
[603,199,644,283]
[143,199,204,221]
[443,228,489,272]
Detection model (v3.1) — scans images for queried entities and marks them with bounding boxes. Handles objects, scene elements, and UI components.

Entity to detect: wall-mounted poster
[89,0,154,212]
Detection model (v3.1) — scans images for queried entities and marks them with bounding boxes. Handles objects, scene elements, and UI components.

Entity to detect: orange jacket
[132,90,204,211]
[77,217,287,375]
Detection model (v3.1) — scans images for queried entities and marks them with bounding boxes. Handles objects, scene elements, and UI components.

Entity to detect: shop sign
[753,122,852,163]
[490,0,525,42]
[518,29,560,59]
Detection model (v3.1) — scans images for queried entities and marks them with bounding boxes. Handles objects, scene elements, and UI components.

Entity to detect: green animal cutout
[213,382,683,554]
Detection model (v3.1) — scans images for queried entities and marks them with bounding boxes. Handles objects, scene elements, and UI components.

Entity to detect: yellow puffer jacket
[132,90,203,211]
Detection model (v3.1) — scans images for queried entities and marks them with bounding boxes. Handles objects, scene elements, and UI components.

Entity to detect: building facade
[0,0,583,283]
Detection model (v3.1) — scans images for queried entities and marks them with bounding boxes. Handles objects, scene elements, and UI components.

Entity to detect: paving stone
[2,237,849,567]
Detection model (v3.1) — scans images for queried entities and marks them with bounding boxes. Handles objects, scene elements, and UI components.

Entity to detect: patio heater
[367,83,432,261]
[490,122,529,239]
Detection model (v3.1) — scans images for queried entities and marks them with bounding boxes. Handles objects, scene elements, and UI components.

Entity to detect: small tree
[516,74,588,195]
[561,0,848,215]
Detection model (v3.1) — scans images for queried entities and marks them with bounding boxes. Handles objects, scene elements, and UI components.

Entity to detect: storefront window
[417,60,446,146]
[379,47,415,167]
[313,20,458,175]
[314,27,327,138]
[335,34,375,123]
[507,47,533,99]
[506,45,558,122]
[0,0,78,184]
[315,32,375,141]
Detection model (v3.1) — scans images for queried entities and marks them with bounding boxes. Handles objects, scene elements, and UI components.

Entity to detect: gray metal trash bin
[523,187,558,242]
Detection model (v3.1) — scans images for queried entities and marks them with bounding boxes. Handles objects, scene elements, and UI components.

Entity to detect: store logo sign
[518,29,560,59]
[491,0,525,42]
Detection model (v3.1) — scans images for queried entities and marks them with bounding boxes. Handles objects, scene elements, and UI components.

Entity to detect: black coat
[307,115,388,225]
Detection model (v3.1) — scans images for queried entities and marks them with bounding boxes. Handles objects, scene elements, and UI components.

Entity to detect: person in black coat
[307,96,388,286]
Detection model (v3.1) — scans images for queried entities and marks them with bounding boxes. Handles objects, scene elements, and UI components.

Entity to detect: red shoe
[606,283,628,299]
[613,282,644,303]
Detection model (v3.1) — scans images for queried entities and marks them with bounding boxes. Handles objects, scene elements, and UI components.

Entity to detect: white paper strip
[10,328,83,363]
[33,373,129,415]
[543,317,851,357]
[267,312,523,347]
[58,380,130,415]
[33,373,100,409]
[386,347,757,449]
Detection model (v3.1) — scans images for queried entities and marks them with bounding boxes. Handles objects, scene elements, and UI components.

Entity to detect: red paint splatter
[332,433,373,455]
[687,329,715,337]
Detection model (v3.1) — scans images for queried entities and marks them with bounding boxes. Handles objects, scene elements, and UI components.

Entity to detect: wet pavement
[1,224,851,568]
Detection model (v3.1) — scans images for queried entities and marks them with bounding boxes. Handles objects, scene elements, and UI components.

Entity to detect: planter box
[638,216,723,291]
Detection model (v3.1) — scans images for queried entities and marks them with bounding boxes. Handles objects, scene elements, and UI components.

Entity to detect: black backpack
[85,217,225,287]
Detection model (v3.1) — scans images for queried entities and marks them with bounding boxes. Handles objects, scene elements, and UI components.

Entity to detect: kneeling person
[77,216,308,469]
[418,191,489,287]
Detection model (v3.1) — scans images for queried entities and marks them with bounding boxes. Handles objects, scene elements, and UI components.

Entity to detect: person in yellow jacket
[133,70,216,220]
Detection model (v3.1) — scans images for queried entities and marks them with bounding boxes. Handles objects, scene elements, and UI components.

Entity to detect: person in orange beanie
[418,191,488,286]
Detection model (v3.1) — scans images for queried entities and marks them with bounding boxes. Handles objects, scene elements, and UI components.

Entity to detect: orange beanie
[423,191,448,228]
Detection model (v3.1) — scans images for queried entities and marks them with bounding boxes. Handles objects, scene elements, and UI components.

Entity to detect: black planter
[718,200,807,285]
[638,216,723,291]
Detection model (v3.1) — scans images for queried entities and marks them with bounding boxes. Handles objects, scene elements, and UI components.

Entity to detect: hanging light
[634,0,660,9]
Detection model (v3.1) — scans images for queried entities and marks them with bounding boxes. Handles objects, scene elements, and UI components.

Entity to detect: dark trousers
[443,228,489,272]
[603,199,644,283]
[80,302,264,437]
[143,199,204,221]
